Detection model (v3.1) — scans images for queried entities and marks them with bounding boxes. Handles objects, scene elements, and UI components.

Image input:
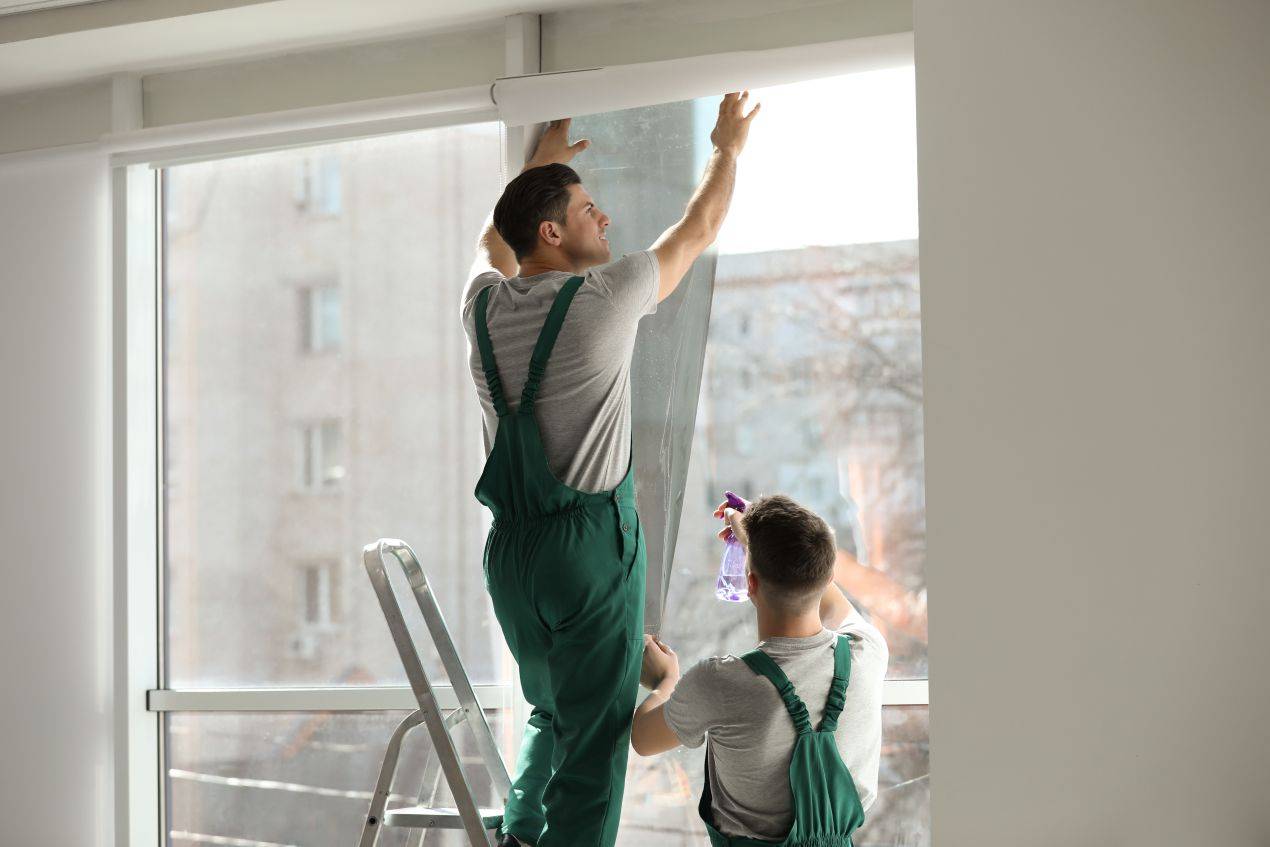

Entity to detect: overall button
[621,522,631,533]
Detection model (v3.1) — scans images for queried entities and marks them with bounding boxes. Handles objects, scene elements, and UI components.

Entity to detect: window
[300,561,338,627]
[158,125,508,845]
[145,60,924,847]
[294,153,343,215]
[298,419,345,490]
[300,286,342,353]
[575,64,928,845]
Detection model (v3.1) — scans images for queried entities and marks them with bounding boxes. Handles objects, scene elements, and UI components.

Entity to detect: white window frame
[112,22,925,847]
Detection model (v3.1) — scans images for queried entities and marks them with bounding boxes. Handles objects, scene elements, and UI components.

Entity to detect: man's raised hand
[710,91,761,158]
[714,493,750,545]
[526,118,591,170]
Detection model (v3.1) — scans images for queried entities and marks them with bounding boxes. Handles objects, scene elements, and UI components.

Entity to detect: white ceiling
[0,0,109,15]
[0,0,621,96]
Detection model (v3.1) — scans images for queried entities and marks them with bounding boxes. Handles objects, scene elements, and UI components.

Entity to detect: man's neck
[516,256,581,277]
[754,605,825,641]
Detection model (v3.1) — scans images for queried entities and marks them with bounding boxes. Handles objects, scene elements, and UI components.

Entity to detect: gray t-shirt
[663,608,889,840]
[460,251,659,493]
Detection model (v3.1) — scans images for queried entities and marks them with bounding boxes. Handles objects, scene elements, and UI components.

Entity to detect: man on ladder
[460,93,760,847]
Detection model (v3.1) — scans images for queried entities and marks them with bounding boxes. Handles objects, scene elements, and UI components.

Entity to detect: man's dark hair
[492,163,581,260]
[743,494,837,611]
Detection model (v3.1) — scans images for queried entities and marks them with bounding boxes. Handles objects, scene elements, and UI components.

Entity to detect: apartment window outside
[294,153,343,216]
[299,419,345,490]
[300,286,342,353]
[301,561,338,627]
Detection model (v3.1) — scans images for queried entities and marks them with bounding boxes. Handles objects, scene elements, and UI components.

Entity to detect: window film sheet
[571,100,717,634]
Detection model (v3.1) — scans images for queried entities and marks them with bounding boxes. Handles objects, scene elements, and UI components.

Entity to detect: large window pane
[579,67,926,677]
[677,67,925,678]
[582,66,928,843]
[667,235,926,677]
[162,126,507,688]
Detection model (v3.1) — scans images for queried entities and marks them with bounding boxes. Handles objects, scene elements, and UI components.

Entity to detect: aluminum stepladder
[358,538,512,847]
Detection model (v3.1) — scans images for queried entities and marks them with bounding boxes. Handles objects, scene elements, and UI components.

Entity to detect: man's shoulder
[460,270,506,322]
[584,250,656,290]
[665,651,768,736]
[836,614,889,675]
[683,651,772,695]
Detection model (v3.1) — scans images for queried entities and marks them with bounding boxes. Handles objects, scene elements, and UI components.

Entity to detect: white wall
[0,151,114,846]
[916,1,1270,843]
[0,77,115,154]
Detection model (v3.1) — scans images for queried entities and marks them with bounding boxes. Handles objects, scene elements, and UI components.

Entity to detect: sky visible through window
[704,66,918,255]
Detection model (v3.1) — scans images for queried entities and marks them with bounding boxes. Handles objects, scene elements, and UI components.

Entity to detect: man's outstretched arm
[631,635,683,756]
[651,91,761,303]
[467,119,591,281]
[470,210,518,280]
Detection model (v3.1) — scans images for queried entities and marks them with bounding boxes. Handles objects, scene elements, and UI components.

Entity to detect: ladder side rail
[358,710,427,847]
[364,542,497,846]
[386,541,513,798]
[362,544,445,719]
[413,714,492,847]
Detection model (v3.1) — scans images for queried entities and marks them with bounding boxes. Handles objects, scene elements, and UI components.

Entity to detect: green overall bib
[698,636,867,847]
[472,276,647,847]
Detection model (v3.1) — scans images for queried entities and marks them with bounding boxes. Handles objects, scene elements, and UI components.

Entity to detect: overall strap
[473,285,509,417]
[520,275,585,411]
[817,635,853,733]
[740,649,812,735]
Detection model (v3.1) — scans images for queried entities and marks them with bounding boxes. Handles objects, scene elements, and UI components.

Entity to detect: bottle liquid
[715,491,749,603]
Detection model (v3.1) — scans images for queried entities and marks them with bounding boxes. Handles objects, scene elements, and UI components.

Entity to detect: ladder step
[443,707,468,729]
[384,805,504,830]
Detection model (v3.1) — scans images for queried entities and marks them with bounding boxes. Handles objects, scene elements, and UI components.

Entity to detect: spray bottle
[715,491,749,602]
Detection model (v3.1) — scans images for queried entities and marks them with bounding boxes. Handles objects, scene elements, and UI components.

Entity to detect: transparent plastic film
[570,99,716,634]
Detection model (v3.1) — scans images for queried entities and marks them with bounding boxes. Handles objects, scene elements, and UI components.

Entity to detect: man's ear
[539,219,563,247]
[746,568,759,603]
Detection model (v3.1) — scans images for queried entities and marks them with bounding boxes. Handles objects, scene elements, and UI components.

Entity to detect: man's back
[460,250,658,493]
[663,608,889,840]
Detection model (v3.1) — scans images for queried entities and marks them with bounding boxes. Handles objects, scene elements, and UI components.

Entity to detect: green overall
[698,636,866,847]
[472,276,647,847]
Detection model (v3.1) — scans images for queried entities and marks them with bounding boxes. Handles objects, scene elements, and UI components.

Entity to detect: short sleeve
[663,658,726,749]
[461,268,505,320]
[587,250,659,320]
[835,606,890,678]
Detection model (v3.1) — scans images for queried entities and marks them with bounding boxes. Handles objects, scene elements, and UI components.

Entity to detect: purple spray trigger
[724,491,747,512]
